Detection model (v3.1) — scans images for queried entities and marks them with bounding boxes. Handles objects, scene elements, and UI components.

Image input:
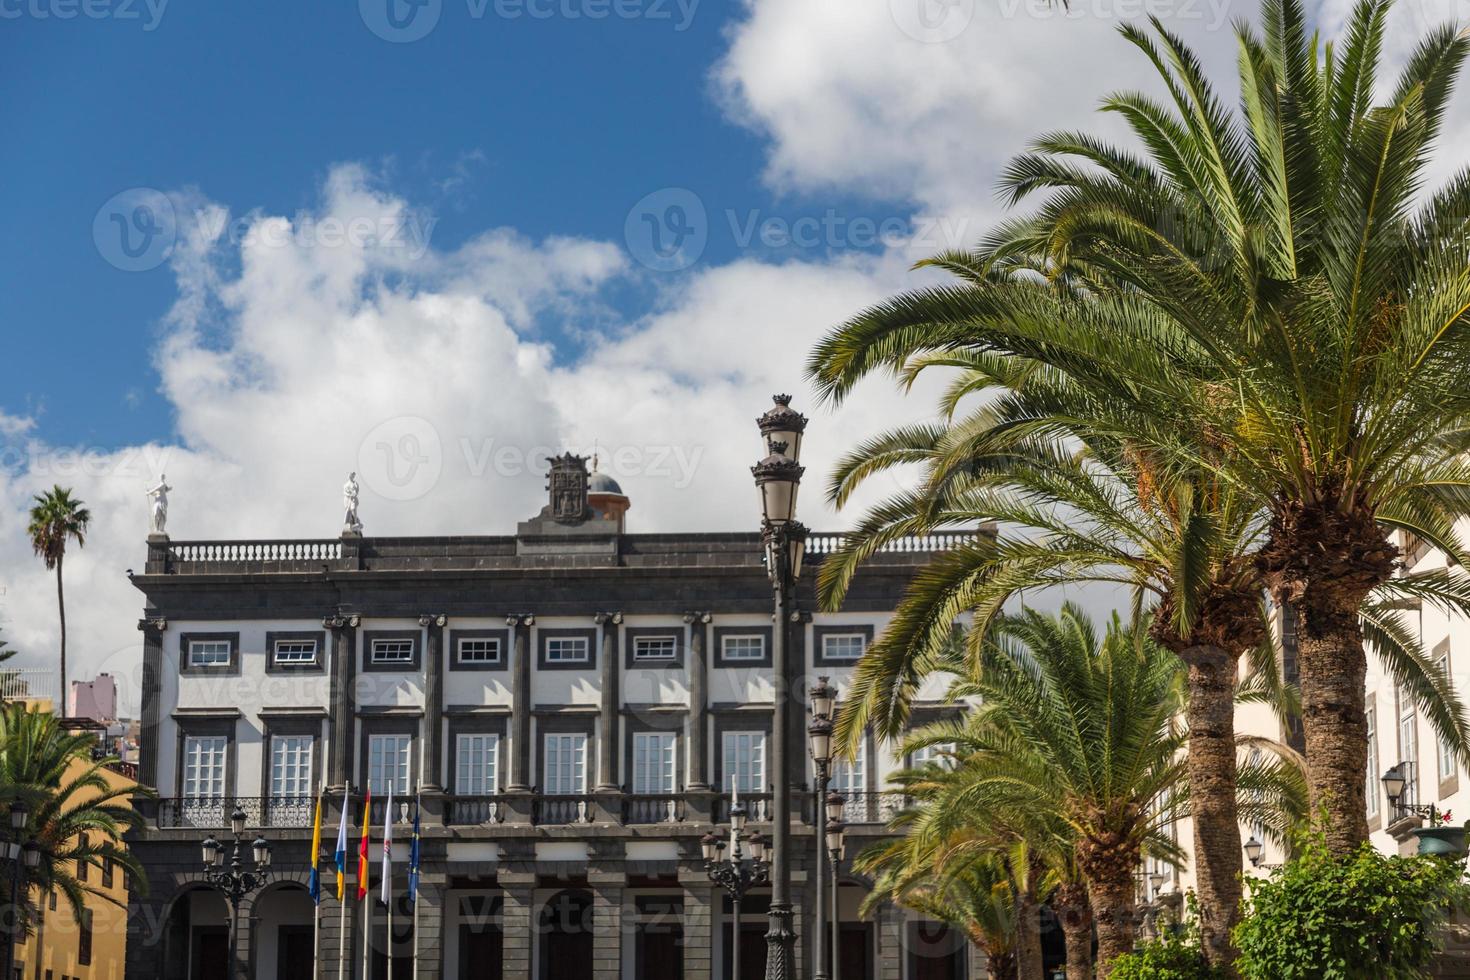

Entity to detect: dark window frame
[175,715,237,799]
[260,716,324,801]
[537,628,598,671]
[711,710,774,794]
[359,718,420,797]
[449,628,510,672]
[178,632,241,676]
[624,710,686,794]
[447,715,509,796]
[263,630,327,674]
[813,624,875,667]
[624,626,685,670]
[536,713,597,794]
[362,630,422,673]
[712,626,773,668]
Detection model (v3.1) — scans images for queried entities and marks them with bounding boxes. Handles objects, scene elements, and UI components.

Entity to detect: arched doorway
[252,883,315,980]
[539,889,593,980]
[160,886,229,980]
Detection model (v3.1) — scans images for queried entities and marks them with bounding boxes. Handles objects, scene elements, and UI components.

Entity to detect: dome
[588,471,624,496]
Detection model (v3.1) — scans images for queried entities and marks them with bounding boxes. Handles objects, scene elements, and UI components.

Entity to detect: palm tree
[908,607,1186,976]
[809,0,1470,855]
[0,704,146,935]
[27,487,90,705]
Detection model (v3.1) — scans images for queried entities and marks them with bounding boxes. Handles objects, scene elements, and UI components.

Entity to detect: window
[545,637,589,664]
[367,734,411,796]
[270,736,314,798]
[833,744,866,798]
[77,909,92,966]
[48,891,55,912]
[911,741,956,770]
[182,735,227,798]
[371,639,415,665]
[102,857,114,890]
[543,734,588,794]
[632,733,677,794]
[77,835,89,883]
[187,639,231,667]
[456,734,500,795]
[821,633,867,662]
[272,638,318,665]
[1438,651,1457,781]
[1399,683,1419,806]
[721,731,766,795]
[633,635,678,662]
[1366,705,1379,818]
[721,635,765,662]
[458,637,502,665]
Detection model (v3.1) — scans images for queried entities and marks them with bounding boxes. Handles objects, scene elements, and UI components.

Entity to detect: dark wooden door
[459,922,503,979]
[541,891,594,980]
[277,925,314,980]
[637,922,684,978]
[909,922,965,980]
[838,923,871,980]
[190,925,227,980]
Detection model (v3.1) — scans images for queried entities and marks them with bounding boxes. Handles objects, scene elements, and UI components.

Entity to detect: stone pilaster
[500,881,535,978]
[681,882,715,980]
[596,612,620,791]
[687,612,710,791]
[877,900,905,980]
[421,614,446,793]
[508,616,533,792]
[411,878,445,980]
[137,617,166,789]
[592,883,623,980]
[327,615,359,792]
[317,889,356,980]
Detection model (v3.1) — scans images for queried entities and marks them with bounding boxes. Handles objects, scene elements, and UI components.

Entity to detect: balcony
[715,793,772,823]
[623,794,686,824]
[446,795,506,826]
[834,791,907,825]
[534,794,596,825]
[157,796,315,829]
[0,668,59,707]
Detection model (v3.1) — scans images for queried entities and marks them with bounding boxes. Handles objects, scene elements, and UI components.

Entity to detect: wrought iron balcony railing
[157,796,316,829]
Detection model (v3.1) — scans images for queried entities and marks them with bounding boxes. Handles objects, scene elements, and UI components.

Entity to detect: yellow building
[12,718,135,980]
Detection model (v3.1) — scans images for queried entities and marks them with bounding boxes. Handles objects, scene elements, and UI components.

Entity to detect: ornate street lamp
[808,677,836,980]
[704,824,770,980]
[1243,835,1264,867]
[826,818,847,979]
[2,799,31,980]
[199,806,273,979]
[752,393,807,980]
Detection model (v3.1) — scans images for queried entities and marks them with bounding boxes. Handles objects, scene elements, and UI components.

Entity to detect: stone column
[317,887,355,980]
[508,616,533,792]
[877,900,905,980]
[591,883,623,980]
[680,881,715,980]
[327,616,359,792]
[421,614,446,792]
[412,876,445,980]
[137,618,165,790]
[686,612,710,791]
[596,613,620,791]
[500,879,536,979]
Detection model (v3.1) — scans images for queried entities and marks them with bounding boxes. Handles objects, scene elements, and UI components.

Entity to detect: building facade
[124,457,985,980]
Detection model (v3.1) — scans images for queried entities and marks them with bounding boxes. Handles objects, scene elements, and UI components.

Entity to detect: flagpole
[337,785,350,980]
[361,877,370,980]
[313,781,323,980]
[411,782,421,980]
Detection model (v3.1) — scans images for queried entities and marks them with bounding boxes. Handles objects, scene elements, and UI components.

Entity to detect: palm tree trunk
[1085,865,1135,979]
[1183,644,1243,973]
[984,946,1018,980]
[1295,611,1371,852]
[55,555,66,711]
[1055,882,1093,980]
[1017,878,1045,980]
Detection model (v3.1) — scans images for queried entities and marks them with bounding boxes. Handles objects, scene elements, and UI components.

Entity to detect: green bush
[1110,908,1224,980]
[1233,831,1470,979]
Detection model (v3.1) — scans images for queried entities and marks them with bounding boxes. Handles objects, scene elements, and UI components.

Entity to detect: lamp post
[198,805,273,980]
[752,393,808,980]
[807,678,836,980]
[1382,762,1439,822]
[704,807,770,980]
[3,799,32,980]
[825,815,846,979]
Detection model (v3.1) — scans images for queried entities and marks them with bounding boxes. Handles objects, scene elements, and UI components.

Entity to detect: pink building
[69,673,117,722]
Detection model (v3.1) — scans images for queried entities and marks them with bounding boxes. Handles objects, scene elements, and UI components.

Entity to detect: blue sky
[2,0,918,450]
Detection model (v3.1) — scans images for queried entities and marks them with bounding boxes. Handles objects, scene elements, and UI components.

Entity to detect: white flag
[380,782,393,905]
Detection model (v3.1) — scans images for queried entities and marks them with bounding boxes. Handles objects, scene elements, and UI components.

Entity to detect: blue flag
[308,788,324,904]
[407,796,422,906]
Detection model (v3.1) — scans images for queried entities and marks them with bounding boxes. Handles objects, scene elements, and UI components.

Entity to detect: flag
[380,782,394,905]
[356,788,372,900]
[308,787,324,904]
[334,784,351,900]
[407,794,421,906]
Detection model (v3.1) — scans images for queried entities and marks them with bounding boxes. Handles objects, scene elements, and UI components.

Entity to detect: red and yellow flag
[356,788,372,900]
